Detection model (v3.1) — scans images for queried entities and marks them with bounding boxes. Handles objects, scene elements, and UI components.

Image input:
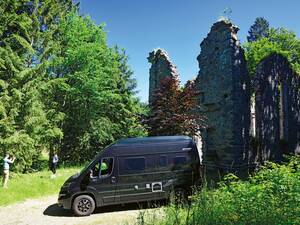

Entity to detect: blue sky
[79,0,300,103]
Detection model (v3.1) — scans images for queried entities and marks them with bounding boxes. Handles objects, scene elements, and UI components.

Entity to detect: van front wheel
[72,195,95,216]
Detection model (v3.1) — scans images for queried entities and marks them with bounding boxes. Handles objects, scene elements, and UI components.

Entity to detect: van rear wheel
[72,195,95,216]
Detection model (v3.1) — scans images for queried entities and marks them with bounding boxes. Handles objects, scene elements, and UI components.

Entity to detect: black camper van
[58,136,200,216]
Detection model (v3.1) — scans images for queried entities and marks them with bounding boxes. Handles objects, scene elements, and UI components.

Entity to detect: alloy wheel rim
[77,198,91,213]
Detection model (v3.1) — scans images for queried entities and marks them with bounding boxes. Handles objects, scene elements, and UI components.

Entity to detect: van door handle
[111,176,117,184]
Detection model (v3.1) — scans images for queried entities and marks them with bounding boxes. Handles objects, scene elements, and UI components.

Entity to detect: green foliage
[49,12,147,163]
[139,157,300,225]
[244,27,300,76]
[247,17,270,42]
[0,2,146,170]
[0,0,72,172]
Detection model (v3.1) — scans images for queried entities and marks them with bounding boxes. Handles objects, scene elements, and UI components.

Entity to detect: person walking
[2,154,15,188]
[50,153,59,178]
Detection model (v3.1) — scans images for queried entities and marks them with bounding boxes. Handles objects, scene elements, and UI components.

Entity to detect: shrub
[139,156,300,225]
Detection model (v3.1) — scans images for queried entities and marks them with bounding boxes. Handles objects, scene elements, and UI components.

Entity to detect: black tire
[72,195,95,216]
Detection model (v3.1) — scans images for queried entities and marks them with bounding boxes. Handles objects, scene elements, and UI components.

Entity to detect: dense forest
[0,1,147,172]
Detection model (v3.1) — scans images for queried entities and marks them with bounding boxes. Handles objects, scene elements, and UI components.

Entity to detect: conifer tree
[247,17,270,42]
[0,0,72,172]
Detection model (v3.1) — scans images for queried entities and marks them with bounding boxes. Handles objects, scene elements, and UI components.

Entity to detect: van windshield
[78,144,113,175]
[79,155,98,175]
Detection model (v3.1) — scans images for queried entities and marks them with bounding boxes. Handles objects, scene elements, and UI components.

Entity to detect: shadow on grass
[43,200,166,217]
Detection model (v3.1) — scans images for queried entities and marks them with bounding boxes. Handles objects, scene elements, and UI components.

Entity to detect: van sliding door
[116,156,156,203]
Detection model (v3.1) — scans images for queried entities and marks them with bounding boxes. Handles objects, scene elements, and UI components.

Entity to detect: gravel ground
[0,195,150,225]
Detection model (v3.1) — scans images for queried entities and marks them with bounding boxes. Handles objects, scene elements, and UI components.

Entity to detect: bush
[31,158,49,172]
[139,156,300,225]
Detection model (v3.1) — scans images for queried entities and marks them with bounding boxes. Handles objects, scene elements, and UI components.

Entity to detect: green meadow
[0,167,80,206]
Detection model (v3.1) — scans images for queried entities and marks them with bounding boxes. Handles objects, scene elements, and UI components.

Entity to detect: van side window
[173,156,187,170]
[100,158,113,177]
[90,157,113,178]
[159,156,167,167]
[120,157,145,174]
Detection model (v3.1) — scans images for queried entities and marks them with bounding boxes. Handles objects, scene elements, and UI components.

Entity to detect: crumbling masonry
[148,49,179,105]
[148,20,300,179]
[195,21,251,179]
[254,53,300,161]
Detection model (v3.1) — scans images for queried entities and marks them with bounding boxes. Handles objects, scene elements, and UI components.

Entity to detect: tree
[49,12,147,163]
[0,0,72,172]
[148,76,206,137]
[0,1,146,170]
[245,27,300,76]
[247,17,270,42]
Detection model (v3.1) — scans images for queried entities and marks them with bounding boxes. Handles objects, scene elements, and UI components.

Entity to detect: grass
[137,156,300,225]
[0,167,81,206]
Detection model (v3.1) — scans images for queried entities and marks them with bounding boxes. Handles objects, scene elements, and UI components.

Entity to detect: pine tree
[247,17,270,42]
[0,0,72,172]
[115,48,147,137]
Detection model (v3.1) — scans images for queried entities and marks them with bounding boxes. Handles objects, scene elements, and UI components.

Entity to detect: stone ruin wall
[254,53,300,161]
[195,21,251,179]
[148,49,179,104]
[148,21,300,180]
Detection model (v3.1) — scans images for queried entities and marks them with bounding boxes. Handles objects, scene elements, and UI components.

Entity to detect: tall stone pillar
[148,49,179,104]
[195,21,251,181]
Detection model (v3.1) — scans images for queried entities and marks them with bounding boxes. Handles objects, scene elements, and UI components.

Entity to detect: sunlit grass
[0,167,81,206]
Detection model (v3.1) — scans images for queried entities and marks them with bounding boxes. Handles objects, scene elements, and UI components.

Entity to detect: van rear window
[120,157,145,174]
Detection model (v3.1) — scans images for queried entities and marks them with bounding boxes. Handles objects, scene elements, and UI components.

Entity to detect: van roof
[114,136,192,146]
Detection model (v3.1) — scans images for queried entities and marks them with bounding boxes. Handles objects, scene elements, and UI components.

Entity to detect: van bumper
[58,194,72,209]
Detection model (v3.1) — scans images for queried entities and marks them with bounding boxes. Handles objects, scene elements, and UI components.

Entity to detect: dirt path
[0,195,153,225]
